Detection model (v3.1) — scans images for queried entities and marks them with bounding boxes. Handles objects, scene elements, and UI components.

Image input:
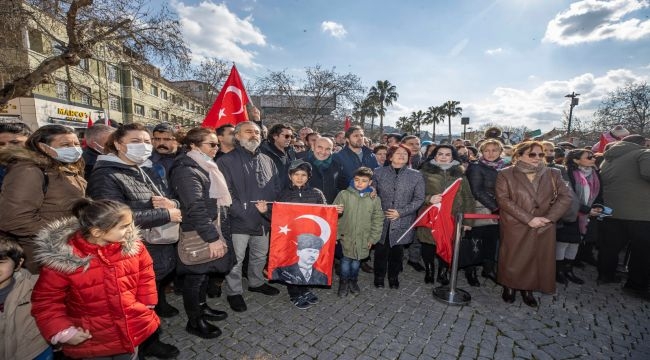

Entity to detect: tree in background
[593,82,649,136]
[423,105,444,141]
[368,80,398,138]
[0,0,190,105]
[440,100,462,142]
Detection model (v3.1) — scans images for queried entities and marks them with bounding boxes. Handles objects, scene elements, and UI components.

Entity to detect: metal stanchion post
[433,213,471,306]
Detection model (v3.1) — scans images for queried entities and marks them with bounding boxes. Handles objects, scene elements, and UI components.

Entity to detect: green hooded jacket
[333,187,384,260]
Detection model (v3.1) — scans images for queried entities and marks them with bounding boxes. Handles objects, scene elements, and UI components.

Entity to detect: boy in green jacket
[333,167,384,297]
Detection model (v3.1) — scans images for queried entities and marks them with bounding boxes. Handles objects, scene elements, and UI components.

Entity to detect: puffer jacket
[417,161,475,245]
[373,166,425,247]
[87,154,171,230]
[217,145,281,235]
[30,218,159,359]
[0,147,86,237]
[333,187,384,260]
[0,269,49,360]
[466,161,499,211]
[600,141,650,221]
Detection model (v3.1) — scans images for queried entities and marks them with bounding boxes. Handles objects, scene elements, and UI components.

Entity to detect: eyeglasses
[202,142,219,148]
[526,152,544,158]
[585,155,595,160]
[281,134,292,139]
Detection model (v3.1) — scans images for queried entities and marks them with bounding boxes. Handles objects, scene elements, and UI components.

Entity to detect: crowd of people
[0,117,648,359]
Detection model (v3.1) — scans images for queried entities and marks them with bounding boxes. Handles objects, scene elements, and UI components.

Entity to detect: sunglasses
[585,155,594,160]
[202,142,219,148]
[281,134,293,139]
[525,152,544,158]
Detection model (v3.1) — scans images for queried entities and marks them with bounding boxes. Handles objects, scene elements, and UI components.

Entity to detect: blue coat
[333,145,379,186]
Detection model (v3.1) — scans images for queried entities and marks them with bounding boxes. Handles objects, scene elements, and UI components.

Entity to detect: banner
[268,202,338,286]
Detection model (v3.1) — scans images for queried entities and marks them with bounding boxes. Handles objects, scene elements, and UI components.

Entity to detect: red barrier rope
[462,213,500,220]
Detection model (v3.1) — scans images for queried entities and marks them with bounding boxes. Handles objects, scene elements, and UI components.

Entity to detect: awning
[47,117,88,129]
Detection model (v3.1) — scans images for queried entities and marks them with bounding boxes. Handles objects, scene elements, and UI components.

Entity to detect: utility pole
[565,92,580,134]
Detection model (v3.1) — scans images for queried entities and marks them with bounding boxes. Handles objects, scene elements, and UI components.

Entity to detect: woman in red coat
[31,199,160,359]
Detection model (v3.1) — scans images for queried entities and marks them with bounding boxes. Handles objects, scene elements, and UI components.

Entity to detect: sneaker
[303,291,319,304]
[248,283,280,296]
[291,295,313,310]
[226,295,247,312]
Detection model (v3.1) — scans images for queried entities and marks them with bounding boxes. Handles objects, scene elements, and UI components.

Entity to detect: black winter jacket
[87,155,171,230]
[333,145,379,186]
[169,153,220,242]
[260,141,296,189]
[466,161,499,211]
[216,145,281,235]
[305,153,347,204]
[277,184,327,205]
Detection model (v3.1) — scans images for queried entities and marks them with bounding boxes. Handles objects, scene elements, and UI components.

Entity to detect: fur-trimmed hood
[420,161,465,178]
[33,217,142,273]
[0,146,50,167]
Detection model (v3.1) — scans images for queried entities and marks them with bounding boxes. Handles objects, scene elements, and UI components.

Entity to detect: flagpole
[433,212,471,306]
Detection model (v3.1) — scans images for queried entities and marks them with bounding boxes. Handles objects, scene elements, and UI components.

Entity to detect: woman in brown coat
[495,141,571,307]
[0,125,87,273]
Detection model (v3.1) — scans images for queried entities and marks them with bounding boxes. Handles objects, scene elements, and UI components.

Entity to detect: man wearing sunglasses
[260,123,297,189]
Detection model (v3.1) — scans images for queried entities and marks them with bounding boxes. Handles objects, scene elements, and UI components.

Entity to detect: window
[134,103,145,116]
[79,86,91,105]
[79,58,89,71]
[55,80,68,100]
[28,29,44,53]
[133,77,143,91]
[160,89,168,100]
[161,112,169,122]
[150,85,158,97]
[109,95,121,111]
[151,109,160,119]
[107,66,119,83]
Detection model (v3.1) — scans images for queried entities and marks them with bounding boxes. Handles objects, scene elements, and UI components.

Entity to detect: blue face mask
[48,145,82,163]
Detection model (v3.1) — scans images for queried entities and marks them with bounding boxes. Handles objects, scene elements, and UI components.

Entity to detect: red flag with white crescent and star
[202,65,249,128]
[268,202,338,286]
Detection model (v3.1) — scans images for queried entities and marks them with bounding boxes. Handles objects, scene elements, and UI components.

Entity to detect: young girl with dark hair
[31,199,161,359]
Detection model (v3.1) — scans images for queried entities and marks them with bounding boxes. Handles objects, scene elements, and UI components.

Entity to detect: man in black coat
[272,233,328,285]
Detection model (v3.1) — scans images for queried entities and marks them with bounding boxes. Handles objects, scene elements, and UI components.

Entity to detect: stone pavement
[159,264,650,359]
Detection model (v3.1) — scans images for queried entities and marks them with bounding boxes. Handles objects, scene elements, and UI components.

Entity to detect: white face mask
[48,145,83,163]
[124,143,153,164]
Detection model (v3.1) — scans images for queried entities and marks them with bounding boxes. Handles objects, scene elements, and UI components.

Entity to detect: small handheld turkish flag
[86,114,93,128]
[202,65,249,128]
[344,116,351,131]
[268,203,338,286]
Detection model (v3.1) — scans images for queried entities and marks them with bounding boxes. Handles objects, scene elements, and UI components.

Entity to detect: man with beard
[334,126,379,186]
[261,123,297,188]
[217,122,282,312]
[215,124,235,160]
[81,124,115,179]
[151,123,179,174]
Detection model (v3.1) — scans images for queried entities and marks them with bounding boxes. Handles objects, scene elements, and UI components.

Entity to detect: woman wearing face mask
[495,141,572,307]
[417,145,475,286]
[0,125,87,273]
[86,123,180,358]
[169,128,231,339]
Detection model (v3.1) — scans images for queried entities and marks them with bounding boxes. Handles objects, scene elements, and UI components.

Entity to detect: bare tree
[593,82,650,136]
[0,0,190,105]
[253,65,364,132]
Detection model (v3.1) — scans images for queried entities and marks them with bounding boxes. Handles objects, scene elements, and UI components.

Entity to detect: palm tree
[409,110,426,135]
[368,80,398,138]
[396,116,413,133]
[352,97,377,132]
[424,105,444,142]
[441,100,462,142]
[364,95,379,133]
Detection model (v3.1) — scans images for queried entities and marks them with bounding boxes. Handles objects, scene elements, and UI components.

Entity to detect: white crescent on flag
[295,215,331,243]
[224,86,245,114]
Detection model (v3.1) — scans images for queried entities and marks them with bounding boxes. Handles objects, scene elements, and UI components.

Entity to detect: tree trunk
[432,122,436,142]
[379,114,384,139]
[448,116,452,142]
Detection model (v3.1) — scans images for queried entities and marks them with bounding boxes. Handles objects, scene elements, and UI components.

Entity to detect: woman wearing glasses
[495,141,572,307]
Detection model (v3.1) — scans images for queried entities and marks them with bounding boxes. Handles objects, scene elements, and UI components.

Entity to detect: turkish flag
[86,114,93,128]
[596,133,608,153]
[268,202,338,286]
[344,116,351,131]
[202,65,249,128]
[412,178,462,264]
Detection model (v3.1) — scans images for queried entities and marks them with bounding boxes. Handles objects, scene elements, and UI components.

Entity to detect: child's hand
[335,204,344,213]
[369,186,377,199]
[254,200,268,213]
[66,328,92,345]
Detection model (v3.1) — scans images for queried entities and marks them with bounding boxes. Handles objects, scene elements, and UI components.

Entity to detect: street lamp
[461,117,470,139]
[565,92,580,134]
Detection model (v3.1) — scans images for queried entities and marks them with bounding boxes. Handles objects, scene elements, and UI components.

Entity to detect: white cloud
[465,68,649,131]
[321,21,347,38]
[485,47,503,55]
[173,1,266,67]
[543,0,650,45]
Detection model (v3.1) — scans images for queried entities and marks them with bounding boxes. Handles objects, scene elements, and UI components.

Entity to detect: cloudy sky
[166,0,650,134]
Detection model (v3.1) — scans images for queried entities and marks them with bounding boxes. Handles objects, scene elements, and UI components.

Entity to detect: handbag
[177,208,236,274]
[140,168,180,244]
[457,229,484,268]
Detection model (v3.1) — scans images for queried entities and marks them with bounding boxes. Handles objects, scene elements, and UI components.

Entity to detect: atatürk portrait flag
[268,202,338,286]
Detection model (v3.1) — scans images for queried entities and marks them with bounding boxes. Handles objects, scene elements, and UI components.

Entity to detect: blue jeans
[340,256,360,280]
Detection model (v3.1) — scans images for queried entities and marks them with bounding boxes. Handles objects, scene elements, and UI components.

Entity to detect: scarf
[573,167,600,234]
[479,157,506,170]
[313,155,333,169]
[348,178,373,197]
[429,159,460,170]
[186,150,232,206]
[515,160,545,174]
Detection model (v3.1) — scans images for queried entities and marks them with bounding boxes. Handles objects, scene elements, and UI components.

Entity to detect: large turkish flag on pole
[268,203,338,286]
[202,65,249,128]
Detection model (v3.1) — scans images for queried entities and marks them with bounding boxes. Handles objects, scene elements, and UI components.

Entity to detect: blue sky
[167,0,650,134]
